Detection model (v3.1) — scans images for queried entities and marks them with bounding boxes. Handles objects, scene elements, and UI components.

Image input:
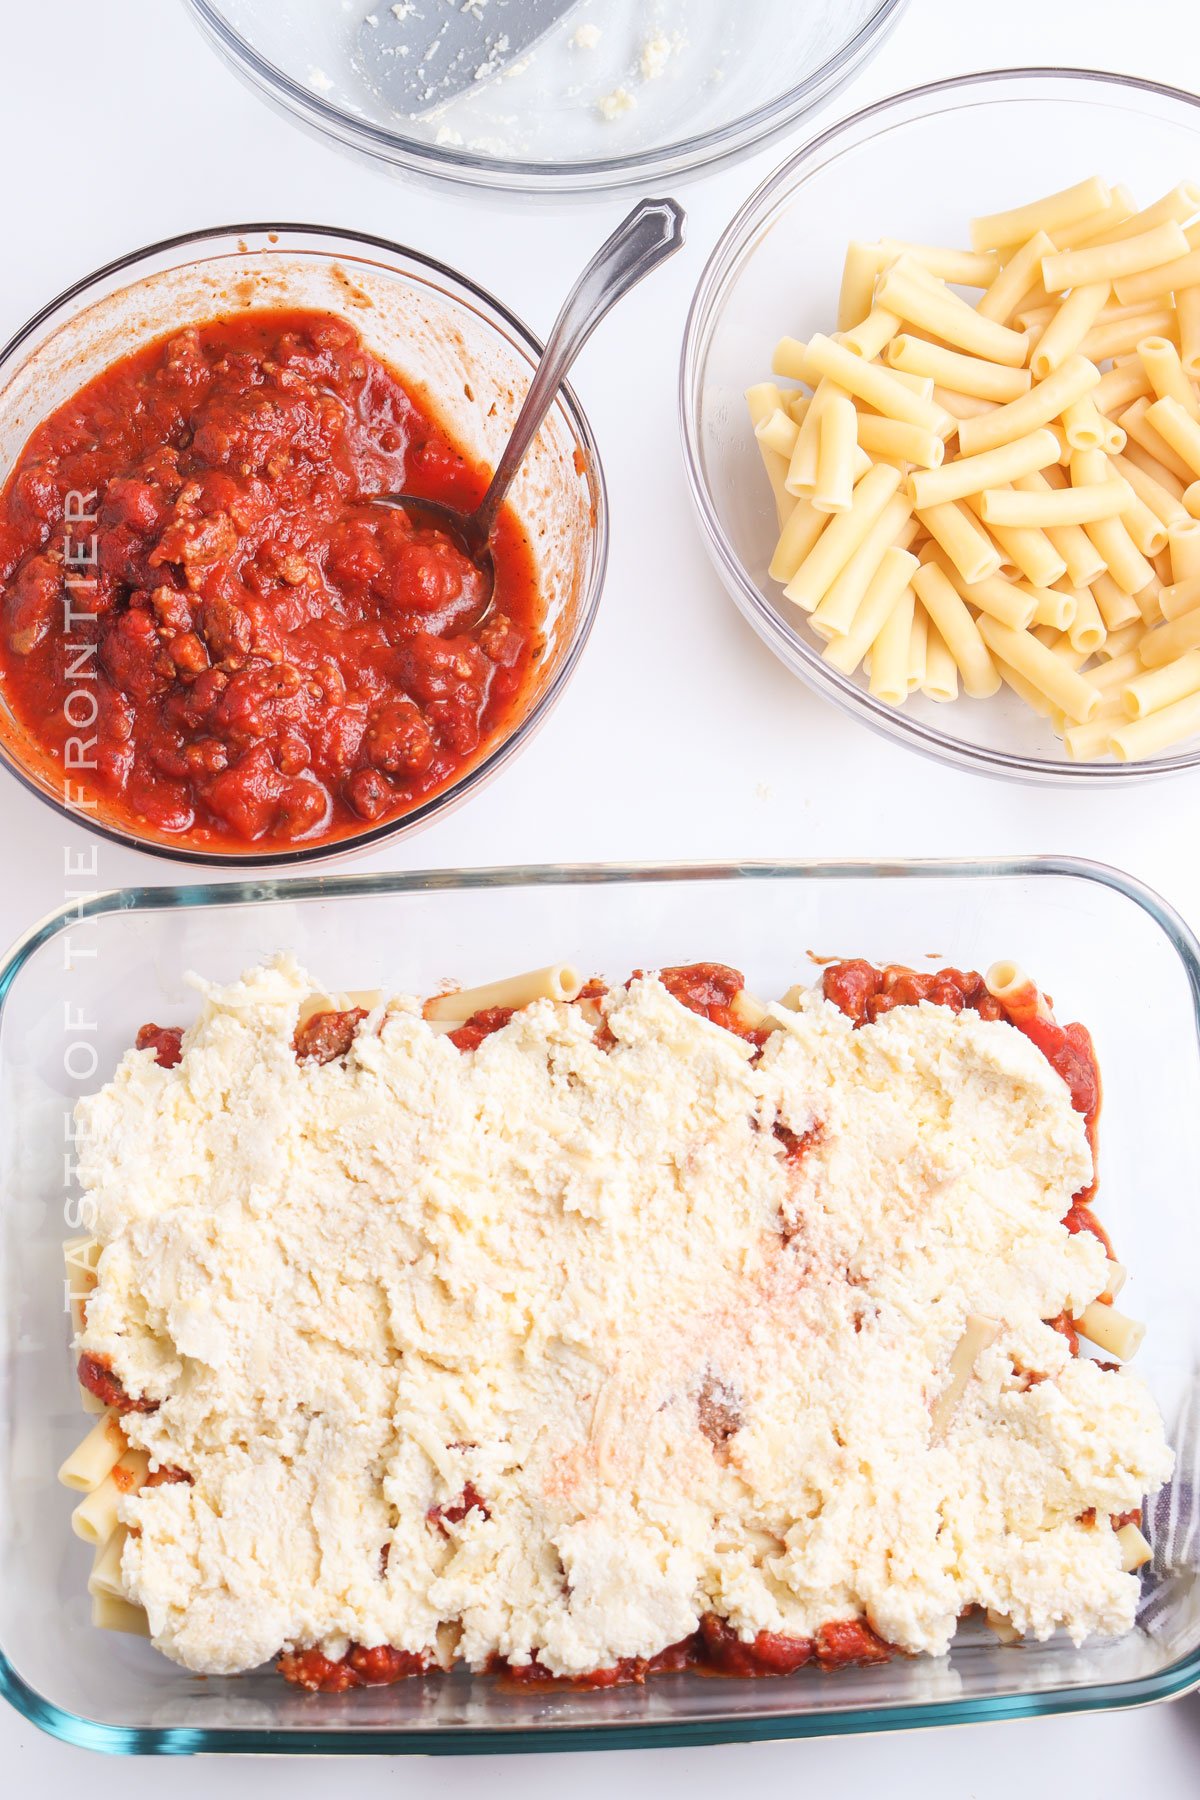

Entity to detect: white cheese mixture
[74,959,1172,1677]
[639,30,673,80]
[596,86,635,120]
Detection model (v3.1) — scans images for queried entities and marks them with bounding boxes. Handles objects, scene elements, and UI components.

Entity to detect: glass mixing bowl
[0,224,606,865]
[182,0,907,196]
[681,70,1200,784]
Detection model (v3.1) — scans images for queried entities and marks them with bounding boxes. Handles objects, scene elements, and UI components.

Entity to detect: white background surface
[3,0,1199,1785]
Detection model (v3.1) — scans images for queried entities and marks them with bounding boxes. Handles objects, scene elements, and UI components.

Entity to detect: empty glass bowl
[182,0,907,195]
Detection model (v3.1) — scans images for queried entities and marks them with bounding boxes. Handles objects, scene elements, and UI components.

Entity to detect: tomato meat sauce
[77,1351,157,1415]
[481,1616,892,1692]
[278,1644,428,1694]
[0,309,541,850]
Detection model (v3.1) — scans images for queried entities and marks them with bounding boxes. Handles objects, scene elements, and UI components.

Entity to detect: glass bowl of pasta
[681,69,1200,781]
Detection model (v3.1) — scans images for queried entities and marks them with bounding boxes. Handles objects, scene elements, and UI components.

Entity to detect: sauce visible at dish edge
[0,308,543,850]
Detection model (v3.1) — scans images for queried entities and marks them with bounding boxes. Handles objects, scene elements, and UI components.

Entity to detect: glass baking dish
[2,857,1198,1753]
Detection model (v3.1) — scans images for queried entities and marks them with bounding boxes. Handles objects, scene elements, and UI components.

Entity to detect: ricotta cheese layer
[73,958,1173,1677]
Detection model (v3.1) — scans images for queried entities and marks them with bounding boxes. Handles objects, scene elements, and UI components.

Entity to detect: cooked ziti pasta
[750,176,1200,759]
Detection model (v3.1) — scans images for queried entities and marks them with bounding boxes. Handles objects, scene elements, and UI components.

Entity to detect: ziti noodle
[748,176,1200,759]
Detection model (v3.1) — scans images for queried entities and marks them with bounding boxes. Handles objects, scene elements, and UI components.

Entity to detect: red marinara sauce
[0,310,541,850]
[490,1616,892,1690]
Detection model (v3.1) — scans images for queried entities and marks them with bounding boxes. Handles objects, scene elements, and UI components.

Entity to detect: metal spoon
[357,0,579,119]
[366,195,686,625]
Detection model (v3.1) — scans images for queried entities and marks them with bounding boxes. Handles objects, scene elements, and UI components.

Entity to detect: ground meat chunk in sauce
[293,1006,368,1064]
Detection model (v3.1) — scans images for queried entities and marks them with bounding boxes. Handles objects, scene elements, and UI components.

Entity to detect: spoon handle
[471,196,686,546]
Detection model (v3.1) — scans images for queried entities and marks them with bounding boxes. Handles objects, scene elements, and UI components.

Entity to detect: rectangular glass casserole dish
[1,856,1198,1754]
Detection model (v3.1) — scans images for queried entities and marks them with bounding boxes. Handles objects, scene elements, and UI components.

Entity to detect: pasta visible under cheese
[1117,1524,1153,1573]
[747,173,1200,758]
[71,1449,149,1546]
[91,1595,151,1638]
[58,1410,126,1493]
[1076,1301,1147,1361]
[423,965,583,1021]
[930,1316,1000,1433]
[89,1526,130,1601]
